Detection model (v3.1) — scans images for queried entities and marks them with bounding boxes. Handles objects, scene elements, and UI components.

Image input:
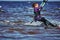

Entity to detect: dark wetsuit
[34,6,48,26]
[34,1,56,27]
[34,6,42,21]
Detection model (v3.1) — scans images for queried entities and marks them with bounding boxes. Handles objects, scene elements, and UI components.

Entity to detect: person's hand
[43,0,48,2]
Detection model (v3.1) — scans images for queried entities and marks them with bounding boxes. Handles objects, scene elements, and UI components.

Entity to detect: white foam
[24,21,43,26]
[0,6,2,8]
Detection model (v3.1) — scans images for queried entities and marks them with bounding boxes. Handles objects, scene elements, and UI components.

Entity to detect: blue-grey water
[0,1,60,40]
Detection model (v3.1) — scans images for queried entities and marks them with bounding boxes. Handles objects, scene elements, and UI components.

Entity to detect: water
[0,1,60,40]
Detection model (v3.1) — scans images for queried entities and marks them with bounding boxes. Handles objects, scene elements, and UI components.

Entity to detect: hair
[32,3,38,7]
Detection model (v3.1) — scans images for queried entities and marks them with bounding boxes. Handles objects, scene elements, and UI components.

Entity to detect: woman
[32,0,57,29]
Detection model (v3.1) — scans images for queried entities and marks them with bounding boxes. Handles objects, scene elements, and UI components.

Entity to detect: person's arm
[40,0,48,7]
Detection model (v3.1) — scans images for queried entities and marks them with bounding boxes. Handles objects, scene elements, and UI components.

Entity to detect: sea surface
[0,1,60,40]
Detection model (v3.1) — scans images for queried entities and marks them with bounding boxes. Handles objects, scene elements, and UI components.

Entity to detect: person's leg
[30,15,37,23]
[39,17,48,26]
[47,21,56,27]
[41,17,56,27]
[38,17,48,29]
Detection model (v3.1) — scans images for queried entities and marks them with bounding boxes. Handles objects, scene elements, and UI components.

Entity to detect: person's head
[32,3,39,8]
